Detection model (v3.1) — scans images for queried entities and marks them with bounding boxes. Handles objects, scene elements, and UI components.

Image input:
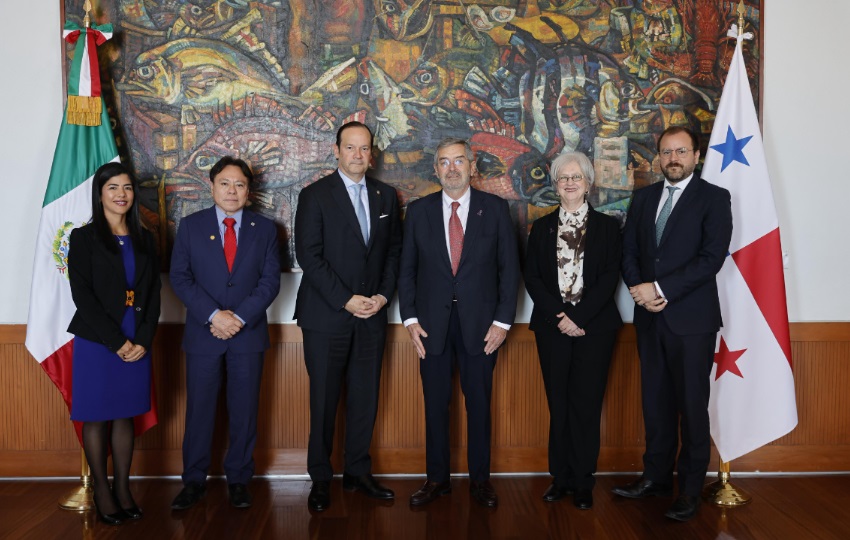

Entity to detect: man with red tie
[398,138,519,508]
[170,156,281,510]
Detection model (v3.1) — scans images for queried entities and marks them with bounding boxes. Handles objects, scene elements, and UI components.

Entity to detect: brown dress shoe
[470,480,498,508]
[409,480,452,506]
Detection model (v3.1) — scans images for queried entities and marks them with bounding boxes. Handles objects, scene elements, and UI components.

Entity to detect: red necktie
[449,201,464,275]
[223,217,237,272]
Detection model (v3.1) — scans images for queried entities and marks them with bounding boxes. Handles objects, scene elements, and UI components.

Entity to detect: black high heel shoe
[94,496,128,526]
[121,505,143,520]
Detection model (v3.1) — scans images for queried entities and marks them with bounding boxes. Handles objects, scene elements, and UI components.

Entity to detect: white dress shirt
[653,173,693,299]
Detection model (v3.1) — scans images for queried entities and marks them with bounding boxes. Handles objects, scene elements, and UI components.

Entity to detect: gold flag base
[59,449,94,511]
[703,461,752,507]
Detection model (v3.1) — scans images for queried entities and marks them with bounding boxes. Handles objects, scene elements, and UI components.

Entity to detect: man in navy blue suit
[398,138,519,508]
[170,156,281,510]
[615,127,732,521]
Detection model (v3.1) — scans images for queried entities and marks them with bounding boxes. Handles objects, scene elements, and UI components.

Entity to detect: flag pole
[59,1,95,511]
[703,460,752,507]
[58,449,94,511]
[703,3,754,509]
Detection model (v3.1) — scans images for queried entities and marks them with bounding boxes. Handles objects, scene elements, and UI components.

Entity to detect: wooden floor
[1,475,848,539]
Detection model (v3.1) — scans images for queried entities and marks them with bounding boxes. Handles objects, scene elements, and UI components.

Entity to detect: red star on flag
[714,337,746,381]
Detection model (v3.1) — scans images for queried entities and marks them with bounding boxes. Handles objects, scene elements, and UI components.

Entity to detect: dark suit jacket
[67,224,161,352]
[525,205,622,334]
[622,177,732,335]
[398,188,520,355]
[293,171,402,331]
[170,206,281,354]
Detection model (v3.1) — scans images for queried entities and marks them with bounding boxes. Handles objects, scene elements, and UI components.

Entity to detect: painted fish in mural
[118,37,303,117]
[373,0,434,41]
[471,132,557,207]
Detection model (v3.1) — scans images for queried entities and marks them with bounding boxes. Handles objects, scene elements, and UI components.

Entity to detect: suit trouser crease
[303,323,385,481]
[420,304,495,483]
[182,351,265,485]
[535,329,615,490]
[637,315,715,496]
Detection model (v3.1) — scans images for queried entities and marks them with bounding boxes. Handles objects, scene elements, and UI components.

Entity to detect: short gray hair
[550,152,595,189]
[433,138,474,167]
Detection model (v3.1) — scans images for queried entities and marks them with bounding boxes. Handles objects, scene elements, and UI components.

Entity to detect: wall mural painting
[64,0,762,269]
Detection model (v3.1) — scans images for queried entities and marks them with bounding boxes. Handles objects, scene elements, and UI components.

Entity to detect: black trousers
[303,321,386,482]
[534,327,616,490]
[636,314,716,496]
[420,304,496,483]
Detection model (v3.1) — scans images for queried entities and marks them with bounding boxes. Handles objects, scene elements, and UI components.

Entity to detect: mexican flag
[702,26,797,462]
[25,24,157,442]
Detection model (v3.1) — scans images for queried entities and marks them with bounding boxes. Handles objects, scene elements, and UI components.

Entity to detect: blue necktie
[655,186,679,246]
[352,183,369,243]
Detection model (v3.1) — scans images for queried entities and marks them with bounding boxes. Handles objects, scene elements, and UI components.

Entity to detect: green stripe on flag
[43,107,119,207]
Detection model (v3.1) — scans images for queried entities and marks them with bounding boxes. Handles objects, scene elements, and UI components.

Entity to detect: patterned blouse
[556,202,588,305]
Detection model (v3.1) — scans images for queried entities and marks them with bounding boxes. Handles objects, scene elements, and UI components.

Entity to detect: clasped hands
[344,294,386,319]
[629,282,667,312]
[210,310,243,340]
[556,313,585,337]
[116,340,146,362]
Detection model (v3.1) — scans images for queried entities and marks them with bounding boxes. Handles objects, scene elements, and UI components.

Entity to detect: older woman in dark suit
[525,152,622,509]
[67,162,161,525]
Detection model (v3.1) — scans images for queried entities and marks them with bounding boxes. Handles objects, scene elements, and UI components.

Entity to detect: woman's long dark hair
[91,162,151,254]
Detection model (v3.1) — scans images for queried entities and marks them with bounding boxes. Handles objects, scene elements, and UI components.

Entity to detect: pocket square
[379,214,390,219]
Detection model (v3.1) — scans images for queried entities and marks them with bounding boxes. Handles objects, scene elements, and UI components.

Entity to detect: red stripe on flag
[86,31,102,97]
[39,340,84,443]
[731,228,793,366]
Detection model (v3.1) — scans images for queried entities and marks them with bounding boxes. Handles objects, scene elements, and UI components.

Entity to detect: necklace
[114,234,127,246]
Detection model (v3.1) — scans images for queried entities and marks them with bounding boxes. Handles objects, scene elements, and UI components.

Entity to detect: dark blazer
[293,171,402,331]
[67,224,161,352]
[398,188,520,355]
[170,206,281,354]
[525,205,622,334]
[622,177,732,335]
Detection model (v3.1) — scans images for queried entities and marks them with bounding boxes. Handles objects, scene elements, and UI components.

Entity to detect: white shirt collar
[441,187,471,209]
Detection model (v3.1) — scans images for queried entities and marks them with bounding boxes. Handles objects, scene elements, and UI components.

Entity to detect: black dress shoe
[229,483,253,508]
[121,505,143,520]
[542,483,572,502]
[171,483,207,510]
[664,495,700,522]
[470,481,498,508]
[308,480,331,512]
[573,488,593,510]
[409,480,452,506]
[342,473,394,499]
[611,477,672,499]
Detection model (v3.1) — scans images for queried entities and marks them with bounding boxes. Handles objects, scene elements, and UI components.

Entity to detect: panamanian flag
[25,23,157,442]
[702,25,797,462]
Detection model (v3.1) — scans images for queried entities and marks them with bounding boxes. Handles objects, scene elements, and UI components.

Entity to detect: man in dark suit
[170,156,281,510]
[294,121,402,512]
[398,138,519,508]
[615,127,732,521]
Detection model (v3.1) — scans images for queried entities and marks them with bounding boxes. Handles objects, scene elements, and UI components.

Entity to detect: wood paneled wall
[1,323,848,477]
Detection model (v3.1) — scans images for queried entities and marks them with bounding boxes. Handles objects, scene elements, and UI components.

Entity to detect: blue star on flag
[710,126,753,172]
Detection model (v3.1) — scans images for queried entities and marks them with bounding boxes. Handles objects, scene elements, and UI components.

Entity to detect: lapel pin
[210,235,216,240]
[251,222,255,226]
[376,190,380,195]
[477,209,483,216]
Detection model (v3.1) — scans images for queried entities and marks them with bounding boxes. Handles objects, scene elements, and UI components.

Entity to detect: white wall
[2,2,847,324]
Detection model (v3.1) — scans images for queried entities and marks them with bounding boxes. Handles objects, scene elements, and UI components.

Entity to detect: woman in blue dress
[67,162,161,525]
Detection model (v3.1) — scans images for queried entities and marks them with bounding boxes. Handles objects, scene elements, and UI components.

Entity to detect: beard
[661,161,696,183]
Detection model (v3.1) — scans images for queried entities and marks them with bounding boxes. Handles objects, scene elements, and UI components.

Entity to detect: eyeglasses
[659,148,694,158]
[437,157,469,168]
[556,174,584,185]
